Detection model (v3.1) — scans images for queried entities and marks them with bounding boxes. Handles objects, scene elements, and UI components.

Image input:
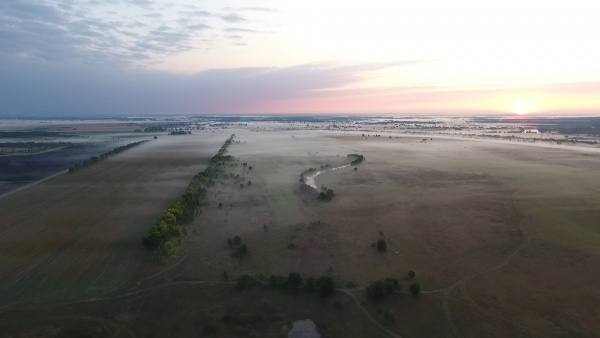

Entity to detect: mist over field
[0,115,599,337]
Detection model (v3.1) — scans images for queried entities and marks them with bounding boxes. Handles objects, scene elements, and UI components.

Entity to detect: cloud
[221,13,247,23]
[4,55,595,116]
[0,1,259,68]
[224,28,260,34]
[187,23,212,31]
[0,59,416,116]
[223,7,279,13]
[178,9,213,18]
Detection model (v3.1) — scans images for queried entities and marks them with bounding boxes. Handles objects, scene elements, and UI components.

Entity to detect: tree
[287,272,302,289]
[366,280,386,300]
[223,271,229,281]
[317,275,335,297]
[366,278,399,300]
[376,239,387,252]
[409,282,420,296]
[232,244,248,258]
[236,274,254,290]
[233,235,242,246]
[305,277,315,291]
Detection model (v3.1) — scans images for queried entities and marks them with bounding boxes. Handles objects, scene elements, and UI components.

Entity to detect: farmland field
[0,133,226,308]
[1,118,600,337]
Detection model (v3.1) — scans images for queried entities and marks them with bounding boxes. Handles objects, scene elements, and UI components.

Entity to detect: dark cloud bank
[0,57,413,116]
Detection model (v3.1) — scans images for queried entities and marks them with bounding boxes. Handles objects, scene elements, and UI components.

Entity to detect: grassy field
[175,129,600,336]
[1,126,599,337]
[0,133,226,308]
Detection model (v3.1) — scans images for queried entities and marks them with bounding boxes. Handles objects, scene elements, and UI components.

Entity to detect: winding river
[304,164,351,190]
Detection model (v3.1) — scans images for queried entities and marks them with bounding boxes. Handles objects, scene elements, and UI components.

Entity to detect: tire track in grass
[436,219,532,337]
[338,289,402,338]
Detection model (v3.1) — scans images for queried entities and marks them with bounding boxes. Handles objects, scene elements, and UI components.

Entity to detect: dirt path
[338,289,402,338]
[426,216,533,337]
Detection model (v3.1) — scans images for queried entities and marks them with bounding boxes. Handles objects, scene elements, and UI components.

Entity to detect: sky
[1,0,600,116]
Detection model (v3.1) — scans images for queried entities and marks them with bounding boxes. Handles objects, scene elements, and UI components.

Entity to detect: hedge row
[142,134,235,259]
[68,140,148,173]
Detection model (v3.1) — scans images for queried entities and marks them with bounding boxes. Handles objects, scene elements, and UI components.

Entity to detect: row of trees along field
[143,134,235,260]
[68,140,148,173]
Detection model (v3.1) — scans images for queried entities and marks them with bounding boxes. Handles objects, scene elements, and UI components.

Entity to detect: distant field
[0,133,226,308]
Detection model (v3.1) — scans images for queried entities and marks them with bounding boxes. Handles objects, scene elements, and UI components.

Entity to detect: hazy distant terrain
[0,115,599,337]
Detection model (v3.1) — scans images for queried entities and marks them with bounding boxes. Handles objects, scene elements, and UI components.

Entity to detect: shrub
[366,280,386,300]
[236,274,255,290]
[366,277,400,300]
[305,276,315,292]
[409,282,420,296]
[408,270,416,279]
[287,272,302,289]
[376,239,387,252]
[316,275,335,297]
[232,244,248,258]
[233,235,242,246]
[269,274,287,288]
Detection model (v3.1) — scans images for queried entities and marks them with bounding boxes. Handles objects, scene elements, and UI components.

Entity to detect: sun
[509,98,533,116]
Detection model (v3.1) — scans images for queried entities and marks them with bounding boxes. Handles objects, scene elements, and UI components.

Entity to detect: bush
[269,274,287,288]
[316,275,335,297]
[409,282,421,296]
[236,274,256,290]
[408,270,416,279]
[305,277,315,292]
[366,280,386,300]
[232,244,248,258]
[376,239,387,252]
[287,272,302,289]
[318,188,335,201]
[366,277,400,300]
[233,235,242,246]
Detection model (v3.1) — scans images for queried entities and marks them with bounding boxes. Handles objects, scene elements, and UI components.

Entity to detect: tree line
[68,140,148,173]
[142,134,235,260]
